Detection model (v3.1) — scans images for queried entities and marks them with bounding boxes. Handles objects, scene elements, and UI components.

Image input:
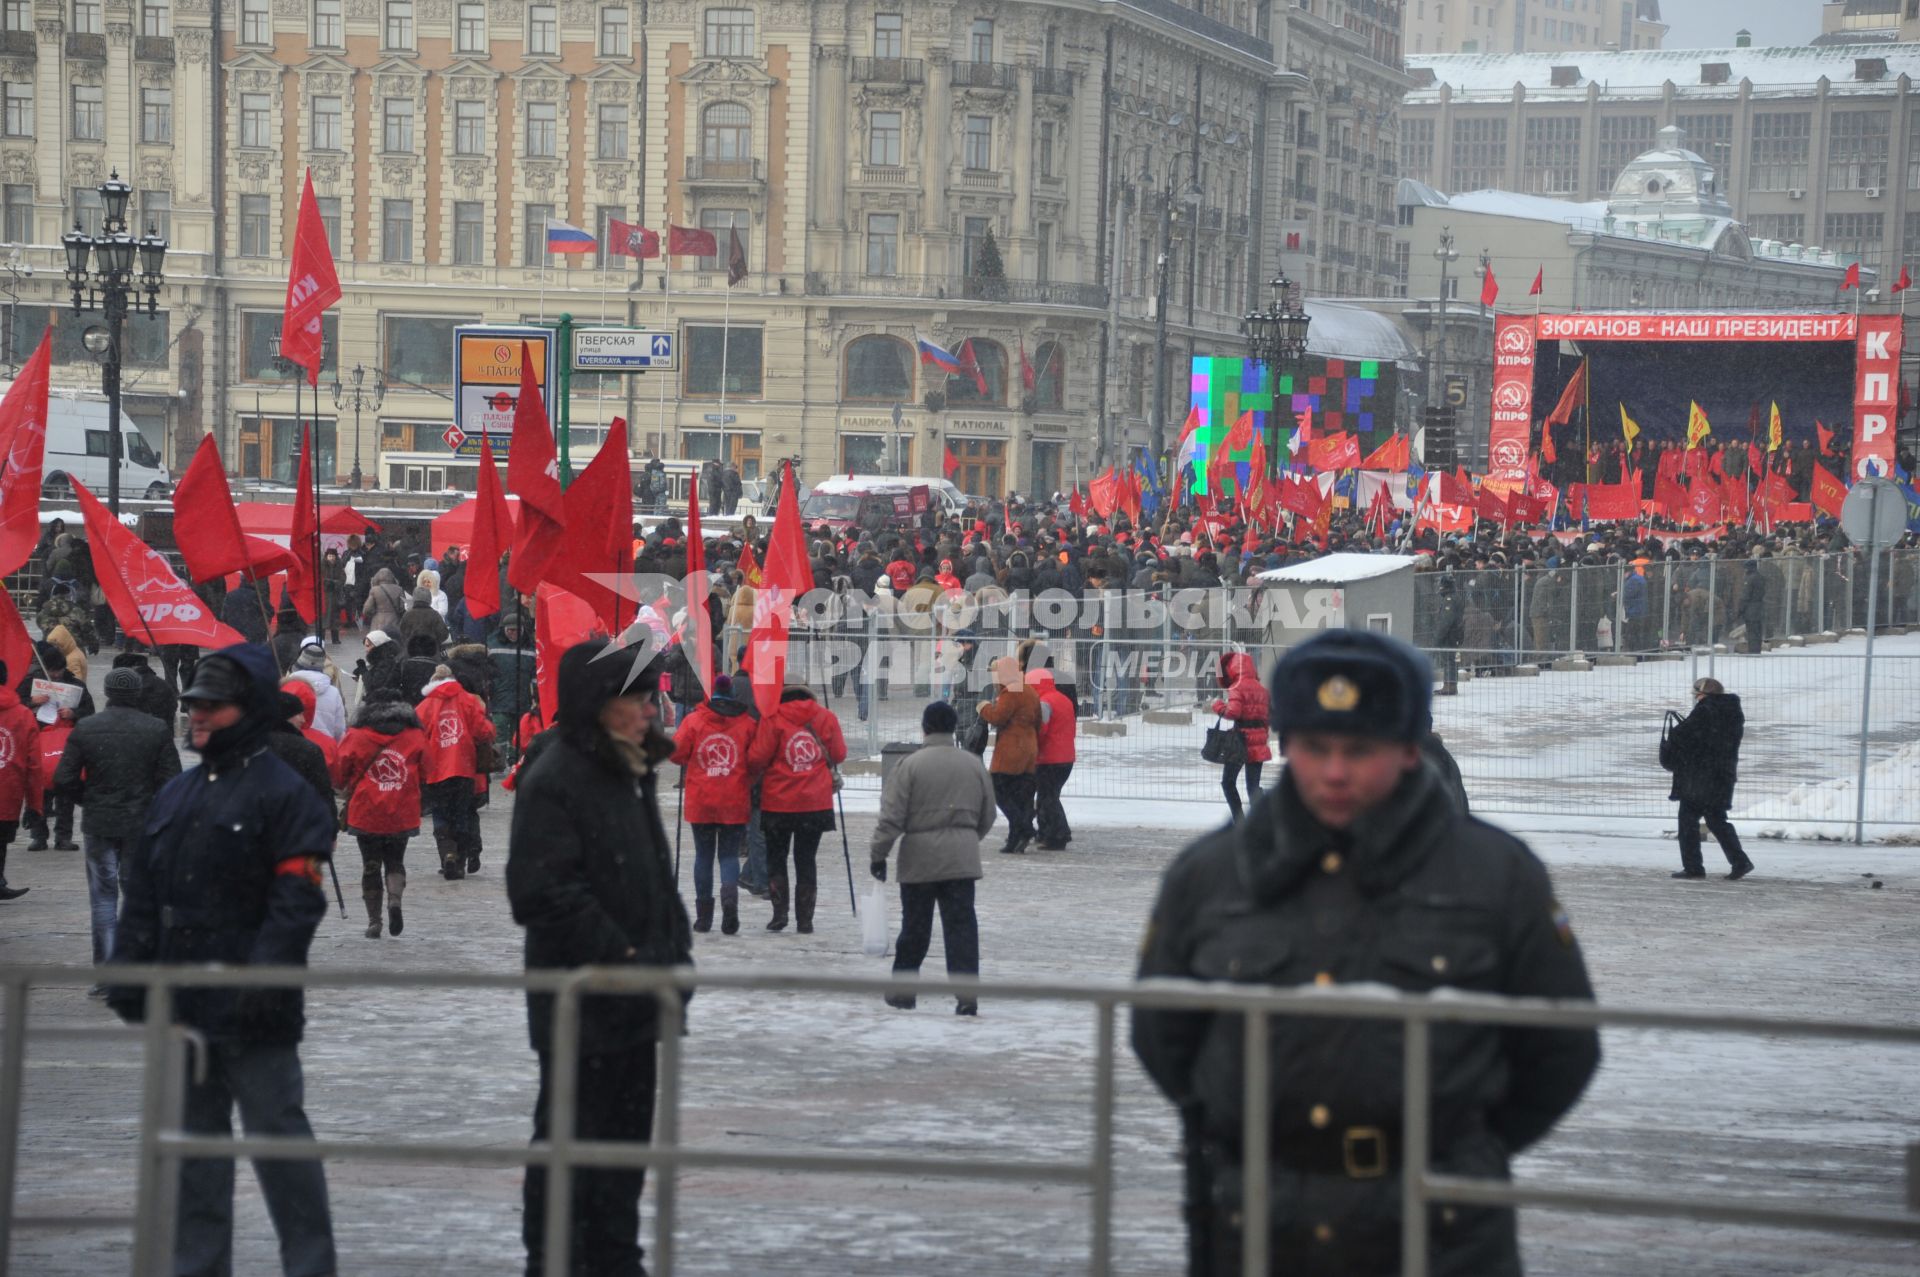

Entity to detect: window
[1824,212,1883,274]
[72,1,102,35]
[239,193,271,256]
[844,334,912,401]
[597,103,628,159]
[1594,114,1654,191]
[141,88,172,143]
[949,438,1003,498]
[454,1,485,51]
[704,8,753,56]
[599,6,629,56]
[238,0,267,43]
[841,434,909,474]
[523,202,552,267]
[381,316,458,388]
[311,94,341,150]
[1521,116,1581,195]
[71,186,103,236]
[2,2,29,32]
[527,4,556,55]
[1449,117,1505,190]
[963,115,992,170]
[963,216,992,276]
[1036,222,1051,283]
[1750,112,1810,191]
[1037,121,1055,178]
[383,98,415,152]
[702,101,750,161]
[945,339,1006,406]
[696,207,748,271]
[1746,213,1804,244]
[868,111,901,166]
[1031,340,1064,410]
[2,185,30,244]
[684,324,762,396]
[453,201,485,265]
[526,102,557,158]
[239,92,270,147]
[865,212,899,276]
[240,311,339,381]
[142,1,170,37]
[1401,117,1434,183]
[315,195,339,253]
[2,83,30,138]
[382,197,413,262]
[969,17,993,63]
[1903,213,1920,273]
[312,0,341,46]
[1675,113,1732,189]
[874,12,902,57]
[454,99,485,155]
[384,0,413,49]
[1827,111,1890,190]
[71,85,103,141]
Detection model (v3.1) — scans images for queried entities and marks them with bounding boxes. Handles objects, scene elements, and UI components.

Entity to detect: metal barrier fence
[1,963,1916,1277]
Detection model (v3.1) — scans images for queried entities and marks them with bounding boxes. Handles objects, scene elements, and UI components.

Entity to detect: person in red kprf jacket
[333,690,426,939]
[0,661,41,900]
[416,664,495,880]
[1210,651,1272,823]
[748,678,847,935]
[669,674,756,936]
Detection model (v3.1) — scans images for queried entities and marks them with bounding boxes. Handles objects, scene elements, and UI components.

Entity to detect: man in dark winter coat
[486,611,537,761]
[106,644,337,1277]
[1133,629,1599,1277]
[397,586,449,651]
[53,669,181,973]
[507,638,692,1276]
[220,579,271,646]
[1662,676,1753,880]
[112,650,178,726]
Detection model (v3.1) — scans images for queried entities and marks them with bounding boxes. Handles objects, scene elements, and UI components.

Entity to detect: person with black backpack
[1661,677,1755,881]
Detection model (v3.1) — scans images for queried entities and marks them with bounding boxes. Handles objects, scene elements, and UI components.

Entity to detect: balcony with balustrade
[851,56,925,85]
[803,273,1108,310]
[950,60,1015,90]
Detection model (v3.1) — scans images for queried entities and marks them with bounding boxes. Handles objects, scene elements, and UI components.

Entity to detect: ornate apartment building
[1401,0,1665,58]
[0,0,1412,498]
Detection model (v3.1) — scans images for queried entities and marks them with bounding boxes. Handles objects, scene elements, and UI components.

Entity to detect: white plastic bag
[861,877,891,957]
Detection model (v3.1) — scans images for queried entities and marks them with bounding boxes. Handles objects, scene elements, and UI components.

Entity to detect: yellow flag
[1768,402,1783,453]
[1619,403,1640,448]
[1686,400,1712,450]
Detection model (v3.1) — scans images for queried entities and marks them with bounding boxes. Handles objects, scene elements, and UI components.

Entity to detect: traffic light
[1423,406,1457,470]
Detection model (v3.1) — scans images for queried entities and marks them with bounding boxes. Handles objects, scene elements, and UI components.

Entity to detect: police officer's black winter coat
[1133,760,1599,1277]
[1666,691,1743,810]
[506,645,692,1058]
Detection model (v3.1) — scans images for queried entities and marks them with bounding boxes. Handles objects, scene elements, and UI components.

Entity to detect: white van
[0,382,171,499]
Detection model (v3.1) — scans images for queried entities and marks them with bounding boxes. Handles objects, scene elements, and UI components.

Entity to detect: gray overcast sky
[1658,0,1821,49]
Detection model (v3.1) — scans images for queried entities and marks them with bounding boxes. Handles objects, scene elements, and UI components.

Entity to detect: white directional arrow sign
[573,327,677,372]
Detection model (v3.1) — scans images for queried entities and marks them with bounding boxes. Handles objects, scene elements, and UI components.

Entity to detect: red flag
[0,585,34,696]
[1746,442,1763,478]
[1540,420,1558,466]
[746,460,813,717]
[1816,420,1835,454]
[1018,339,1036,394]
[283,427,321,626]
[726,227,749,287]
[1686,479,1721,526]
[0,330,50,578]
[666,224,717,256]
[1118,466,1143,525]
[1245,431,1270,516]
[1088,467,1119,519]
[1224,410,1255,454]
[1480,265,1499,307]
[1308,432,1360,472]
[735,539,762,588]
[607,217,660,259]
[956,339,989,397]
[465,435,513,620]
[506,344,567,594]
[534,584,604,725]
[279,171,341,388]
[1529,267,1543,296]
[1475,484,1509,524]
[1719,474,1749,524]
[1810,464,1848,519]
[1278,475,1324,519]
[1364,484,1394,537]
[1654,472,1689,519]
[684,471,713,702]
[1586,480,1640,522]
[1841,261,1861,291]
[72,479,246,648]
[1438,470,1474,507]
[1896,264,1912,293]
[1544,360,1588,429]
[551,418,634,632]
[942,444,960,480]
[1068,486,1087,520]
[1359,434,1410,471]
[172,435,253,583]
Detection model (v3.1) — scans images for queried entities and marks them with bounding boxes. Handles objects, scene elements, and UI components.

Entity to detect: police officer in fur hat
[1132,628,1599,1276]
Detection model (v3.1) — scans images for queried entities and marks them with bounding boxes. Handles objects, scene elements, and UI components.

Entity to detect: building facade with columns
[0,0,1410,501]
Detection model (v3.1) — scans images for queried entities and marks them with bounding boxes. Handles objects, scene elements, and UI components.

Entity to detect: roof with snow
[1407,44,1920,102]
[1256,553,1419,585]
[1303,301,1420,365]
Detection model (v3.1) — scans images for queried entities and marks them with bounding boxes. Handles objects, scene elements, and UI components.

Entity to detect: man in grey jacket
[871,701,996,1015]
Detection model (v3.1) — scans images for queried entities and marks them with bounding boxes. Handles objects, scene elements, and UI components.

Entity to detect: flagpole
[718,281,732,481]
[659,245,672,462]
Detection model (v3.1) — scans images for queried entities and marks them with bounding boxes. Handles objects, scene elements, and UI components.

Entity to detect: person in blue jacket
[108,643,338,1277]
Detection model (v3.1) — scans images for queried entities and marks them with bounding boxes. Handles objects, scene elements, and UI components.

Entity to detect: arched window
[702,101,750,161]
[1031,340,1065,410]
[947,339,1008,407]
[843,335,914,402]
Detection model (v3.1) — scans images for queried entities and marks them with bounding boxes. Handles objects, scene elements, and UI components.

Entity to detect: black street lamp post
[1242,269,1312,374]
[330,363,386,490]
[63,170,165,516]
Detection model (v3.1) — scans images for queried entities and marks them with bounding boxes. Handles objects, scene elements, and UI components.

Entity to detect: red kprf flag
[0,330,51,578]
[667,225,718,257]
[607,217,660,259]
[285,426,321,625]
[1480,265,1499,307]
[1810,464,1848,519]
[172,435,254,584]
[506,344,568,594]
[1895,264,1912,293]
[0,585,34,700]
[551,418,634,633]
[1088,467,1120,519]
[72,479,246,648]
[280,170,341,388]
[1224,410,1255,455]
[465,435,513,619]
[746,461,813,717]
[1842,262,1862,291]
[1529,267,1543,296]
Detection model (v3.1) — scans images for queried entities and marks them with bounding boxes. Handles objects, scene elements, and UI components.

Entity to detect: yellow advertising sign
[458,334,552,387]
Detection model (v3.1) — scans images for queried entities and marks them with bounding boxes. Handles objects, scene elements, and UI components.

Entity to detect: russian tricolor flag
[545,218,597,254]
[917,338,961,373]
